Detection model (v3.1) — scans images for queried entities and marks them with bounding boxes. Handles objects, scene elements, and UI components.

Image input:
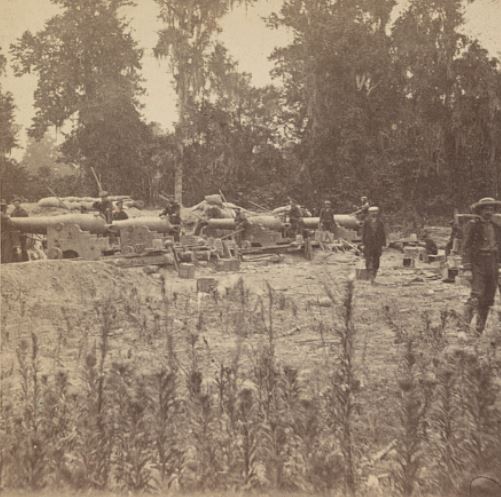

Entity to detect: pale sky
[1,0,501,159]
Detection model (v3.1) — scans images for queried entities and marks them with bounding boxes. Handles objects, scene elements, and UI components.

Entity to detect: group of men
[92,191,129,223]
[3,191,500,335]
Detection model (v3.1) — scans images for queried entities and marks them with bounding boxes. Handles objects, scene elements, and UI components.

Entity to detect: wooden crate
[197,278,217,293]
[403,257,415,268]
[178,263,195,279]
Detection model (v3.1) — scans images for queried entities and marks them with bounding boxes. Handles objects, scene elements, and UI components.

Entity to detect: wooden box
[197,278,217,293]
[178,263,195,279]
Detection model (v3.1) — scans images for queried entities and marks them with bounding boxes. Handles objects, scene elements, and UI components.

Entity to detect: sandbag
[204,194,224,206]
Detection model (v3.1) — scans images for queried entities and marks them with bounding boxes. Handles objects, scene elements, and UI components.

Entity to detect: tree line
[1,0,500,217]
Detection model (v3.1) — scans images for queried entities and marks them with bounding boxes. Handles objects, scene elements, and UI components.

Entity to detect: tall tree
[392,0,501,210]
[0,46,27,201]
[0,47,17,156]
[180,44,286,204]
[153,0,255,205]
[10,0,149,197]
[268,0,398,208]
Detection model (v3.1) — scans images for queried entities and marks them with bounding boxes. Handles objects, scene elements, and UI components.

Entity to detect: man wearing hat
[361,206,386,284]
[10,198,29,218]
[319,200,338,233]
[288,197,303,237]
[234,207,250,247]
[93,191,113,223]
[355,196,370,221]
[462,197,501,333]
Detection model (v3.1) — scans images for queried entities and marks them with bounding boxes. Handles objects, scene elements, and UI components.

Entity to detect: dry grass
[1,258,501,496]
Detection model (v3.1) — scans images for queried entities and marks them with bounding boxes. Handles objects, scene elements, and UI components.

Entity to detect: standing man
[1,200,21,263]
[168,202,182,242]
[10,198,29,217]
[462,197,501,334]
[420,230,438,256]
[318,200,338,233]
[361,206,386,284]
[288,197,303,238]
[10,198,29,261]
[355,196,370,220]
[160,197,182,241]
[93,191,113,223]
[234,208,250,247]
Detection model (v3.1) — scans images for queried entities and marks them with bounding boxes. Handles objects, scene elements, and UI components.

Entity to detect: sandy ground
[3,231,501,475]
[2,242,493,383]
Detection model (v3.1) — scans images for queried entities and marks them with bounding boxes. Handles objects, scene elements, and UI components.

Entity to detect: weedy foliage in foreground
[0,281,500,497]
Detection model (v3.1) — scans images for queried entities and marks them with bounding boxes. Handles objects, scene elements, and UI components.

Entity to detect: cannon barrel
[111,217,173,232]
[304,215,360,230]
[11,214,174,234]
[207,214,359,231]
[10,214,108,234]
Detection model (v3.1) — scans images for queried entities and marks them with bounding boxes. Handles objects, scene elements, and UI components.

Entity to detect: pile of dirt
[1,260,158,303]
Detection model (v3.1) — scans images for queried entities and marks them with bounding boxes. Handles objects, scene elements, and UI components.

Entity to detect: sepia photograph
[1,0,501,496]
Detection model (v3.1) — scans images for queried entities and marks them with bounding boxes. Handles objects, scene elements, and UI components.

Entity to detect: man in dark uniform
[159,196,179,218]
[234,208,250,247]
[93,191,113,223]
[11,198,29,218]
[112,200,129,221]
[288,197,303,238]
[318,200,338,233]
[420,230,438,256]
[160,197,182,241]
[462,197,501,334]
[169,202,181,242]
[1,199,21,263]
[10,198,29,261]
[362,206,386,284]
[355,196,370,220]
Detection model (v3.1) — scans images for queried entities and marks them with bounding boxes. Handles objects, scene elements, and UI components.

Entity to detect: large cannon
[11,214,174,234]
[206,214,360,231]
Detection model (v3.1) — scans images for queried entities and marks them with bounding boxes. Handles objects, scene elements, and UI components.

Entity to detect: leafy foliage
[10,0,150,198]
[268,0,501,214]
[1,283,501,495]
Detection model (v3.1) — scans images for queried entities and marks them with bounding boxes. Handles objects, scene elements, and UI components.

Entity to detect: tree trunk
[175,82,187,207]
[174,155,183,206]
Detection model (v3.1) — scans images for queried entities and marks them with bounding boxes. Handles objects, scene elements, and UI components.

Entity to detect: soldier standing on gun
[462,197,501,334]
[361,206,386,285]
